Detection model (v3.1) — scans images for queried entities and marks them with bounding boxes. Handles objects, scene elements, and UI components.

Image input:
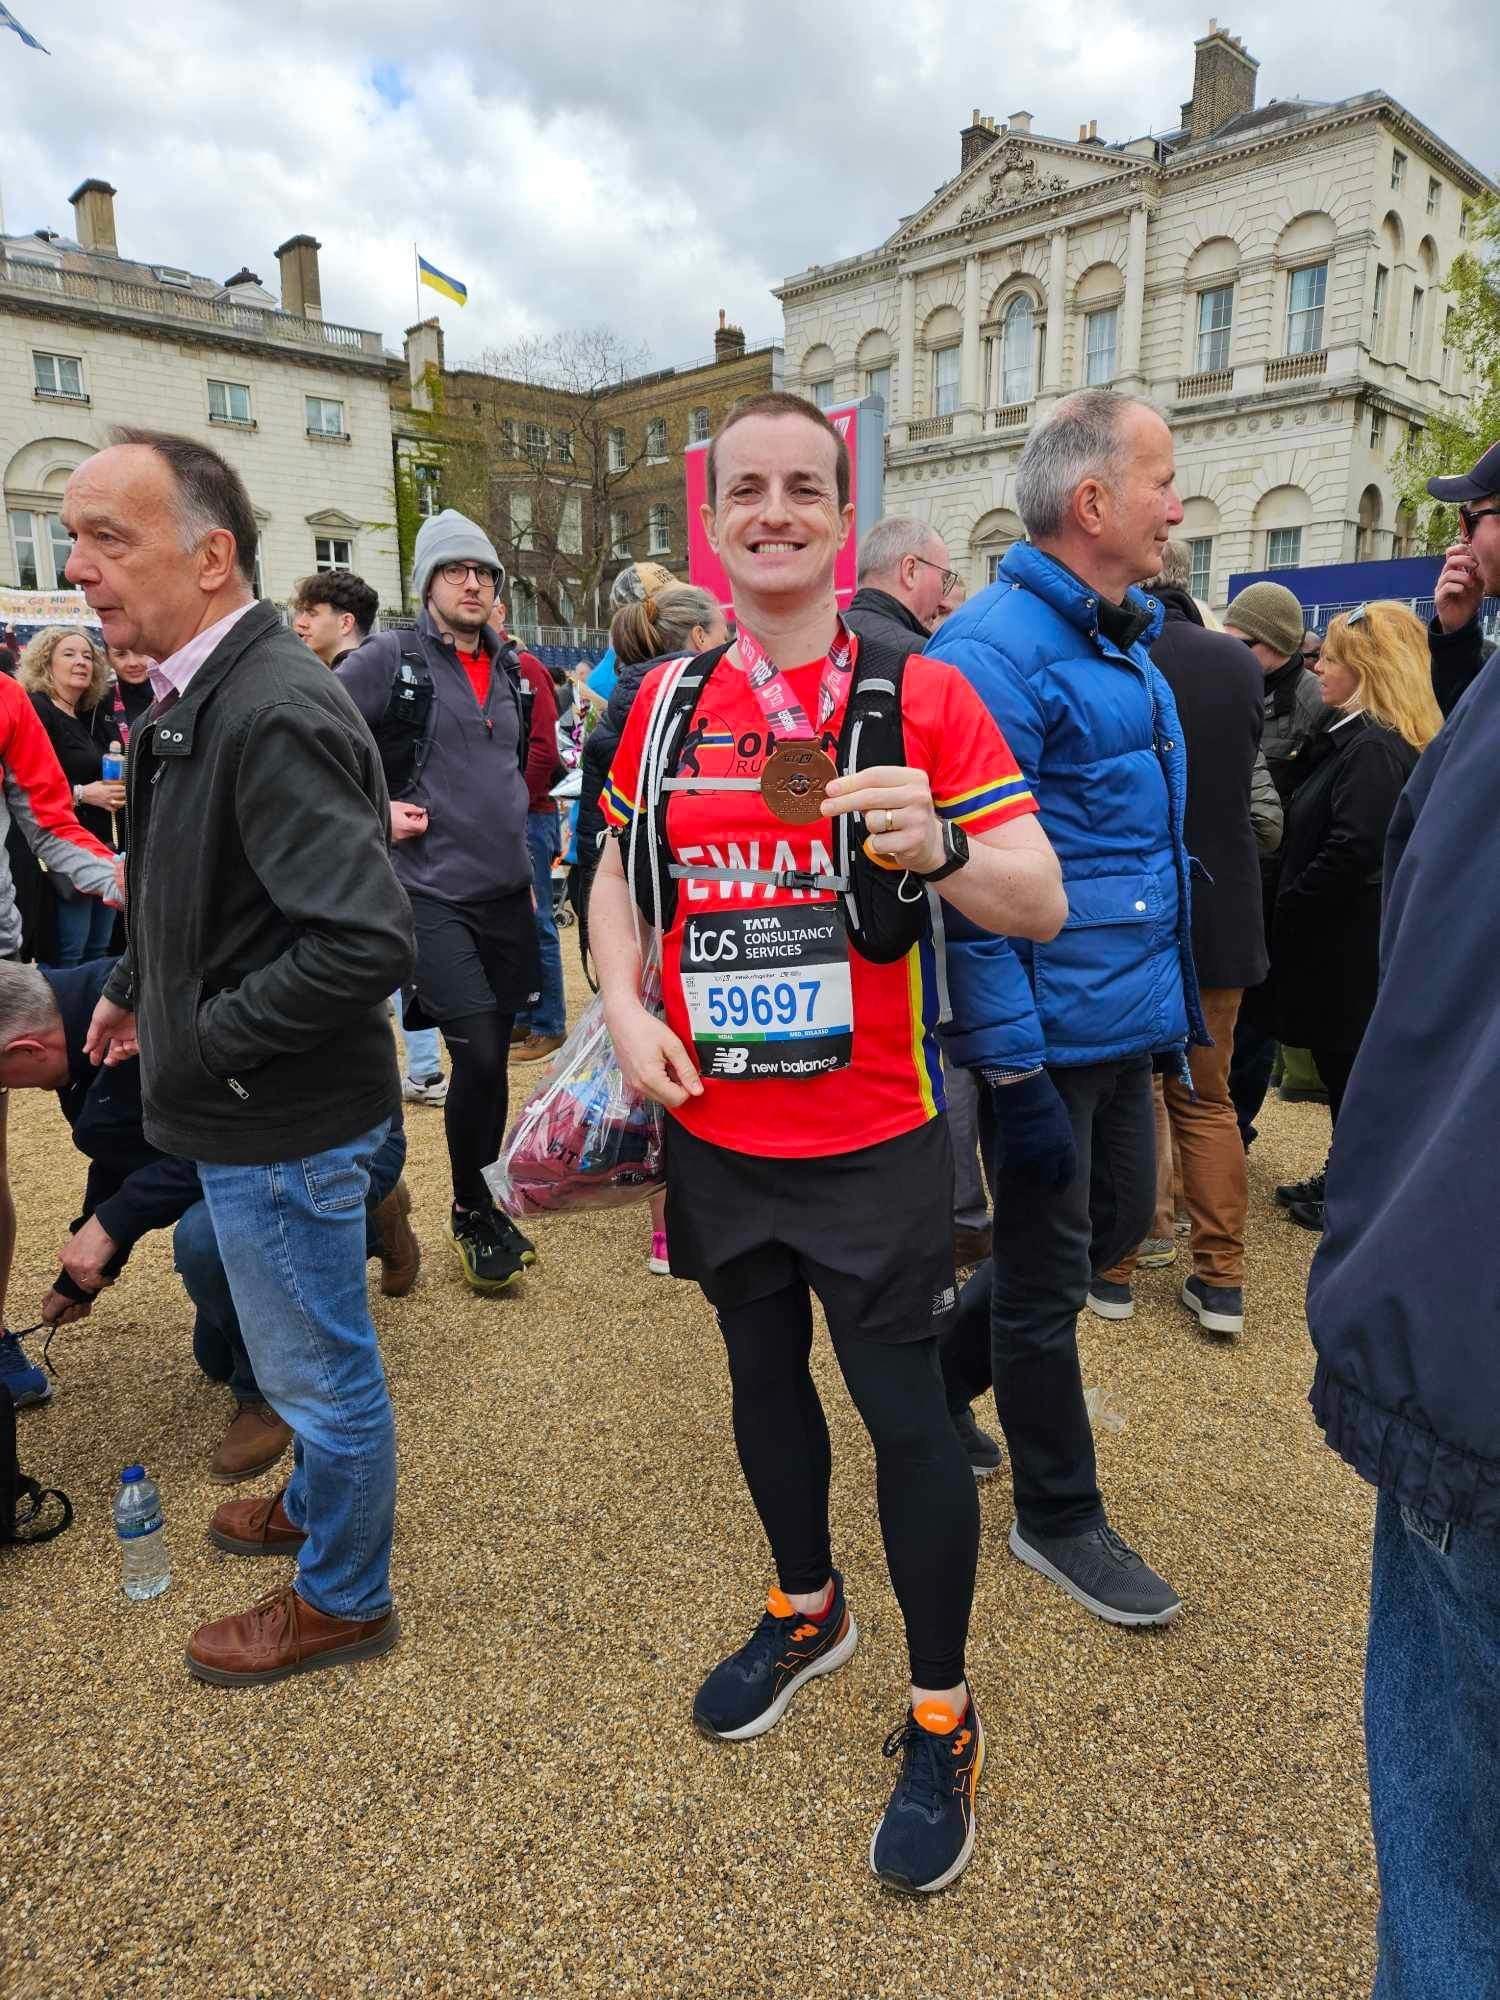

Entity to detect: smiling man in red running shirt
[589,391,1065,1894]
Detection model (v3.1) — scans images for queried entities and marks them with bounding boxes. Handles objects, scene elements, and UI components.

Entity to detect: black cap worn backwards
[1427,439,1500,504]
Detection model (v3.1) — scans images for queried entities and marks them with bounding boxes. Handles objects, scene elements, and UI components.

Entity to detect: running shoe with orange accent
[870,1688,984,1894]
[692,1571,858,1741]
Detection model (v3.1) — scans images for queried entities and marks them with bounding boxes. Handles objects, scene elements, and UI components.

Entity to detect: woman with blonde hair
[1272,601,1442,1228]
[20,626,122,965]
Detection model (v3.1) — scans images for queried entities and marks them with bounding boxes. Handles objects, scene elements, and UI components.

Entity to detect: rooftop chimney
[404,319,445,412]
[1188,22,1258,140]
[69,178,118,256]
[275,234,323,320]
[1007,110,1033,133]
[960,110,1002,171]
[714,309,746,363]
[223,267,263,289]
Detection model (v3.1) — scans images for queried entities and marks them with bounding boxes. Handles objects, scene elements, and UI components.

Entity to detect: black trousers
[1307,1044,1356,1127]
[940,1058,1157,1538]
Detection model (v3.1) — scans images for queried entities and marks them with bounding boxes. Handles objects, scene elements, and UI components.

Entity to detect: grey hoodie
[337,611,530,906]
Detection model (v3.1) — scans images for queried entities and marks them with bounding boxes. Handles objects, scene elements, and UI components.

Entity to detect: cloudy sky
[1,0,1493,373]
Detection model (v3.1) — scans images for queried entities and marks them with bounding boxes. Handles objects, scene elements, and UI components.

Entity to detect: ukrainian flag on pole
[418,253,468,307]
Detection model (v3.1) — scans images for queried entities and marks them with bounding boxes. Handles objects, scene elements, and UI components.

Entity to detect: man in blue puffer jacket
[930,390,1205,1628]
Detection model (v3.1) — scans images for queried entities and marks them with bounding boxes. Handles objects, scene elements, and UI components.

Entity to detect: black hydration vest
[624,633,937,966]
[372,640,531,799]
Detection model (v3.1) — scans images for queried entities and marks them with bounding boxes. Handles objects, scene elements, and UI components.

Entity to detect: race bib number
[680,908,852,1079]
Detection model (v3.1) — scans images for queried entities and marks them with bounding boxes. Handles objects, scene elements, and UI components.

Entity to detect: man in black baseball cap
[1426,440,1500,716]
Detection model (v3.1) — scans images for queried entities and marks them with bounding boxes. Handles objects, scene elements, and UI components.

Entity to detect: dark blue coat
[1308,665,1500,1528]
[927,542,1204,1072]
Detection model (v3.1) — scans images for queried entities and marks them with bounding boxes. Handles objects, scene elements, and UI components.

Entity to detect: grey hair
[856,516,944,585]
[0,961,62,1047]
[1014,390,1146,540]
[1148,539,1193,591]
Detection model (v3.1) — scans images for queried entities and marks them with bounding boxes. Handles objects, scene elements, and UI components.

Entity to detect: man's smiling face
[703,412,853,609]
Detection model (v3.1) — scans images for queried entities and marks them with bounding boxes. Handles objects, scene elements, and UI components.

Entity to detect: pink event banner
[684,402,862,615]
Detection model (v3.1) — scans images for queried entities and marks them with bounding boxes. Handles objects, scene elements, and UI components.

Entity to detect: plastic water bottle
[101,740,125,847]
[113,1465,171,1600]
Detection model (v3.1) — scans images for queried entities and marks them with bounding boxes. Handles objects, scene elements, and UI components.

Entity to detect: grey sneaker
[1008,1520,1182,1627]
[1085,1279,1134,1321]
[1180,1275,1244,1338]
[1136,1237,1177,1269]
[949,1404,1003,1482]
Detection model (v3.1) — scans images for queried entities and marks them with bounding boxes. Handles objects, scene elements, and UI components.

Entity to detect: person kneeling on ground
[0,958,419,1467]
[591,390,1065,1894]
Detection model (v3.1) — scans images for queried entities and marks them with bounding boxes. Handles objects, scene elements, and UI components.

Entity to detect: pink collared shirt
[147,600,258,705]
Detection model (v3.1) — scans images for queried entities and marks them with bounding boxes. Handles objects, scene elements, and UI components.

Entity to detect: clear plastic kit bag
[486,955,665,1218]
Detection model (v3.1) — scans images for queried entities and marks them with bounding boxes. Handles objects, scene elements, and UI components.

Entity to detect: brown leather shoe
[207,1486,307,1558]
[209,1401,293,1485]
[512,1032,565,1062]
[185,1583,401,1686]
[953,1221,992,1270]
[374,1177,421,1298]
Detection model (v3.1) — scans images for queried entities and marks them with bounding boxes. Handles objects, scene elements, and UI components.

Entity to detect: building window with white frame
[610,509,630,558]
[1084,307,1118,386]
[554,429,573,463]
[608,427,626,473]
[314,535,352,570]
[1442,308,1458,390]
[645,418,668,461]
[1266,526,1302,570]
[8,508,72,590]
[1427,176,1441,218]
[1371,264,1389,349]
[500,418,517,453]
[305,395,345,437]
[1408,287,1425,373]
[1195,285,1233,373]
[1460,203,1471,242]
[1286,263,1327,355]
[931,343,960,416]
[1187,537,1213,599]
[1001,295,1035,403]
[809,379,834,411]
[524,422,548,459]
[864,364,891,429]
[413,463,441,517]
[509,492,533,547]
[647,504,670,555]
[689,406,711,443]
[559,495,582,557]
[1370,407,1386,451]
[208,378,252,424]
[1391,148,1406,192]
[33,351,85,400]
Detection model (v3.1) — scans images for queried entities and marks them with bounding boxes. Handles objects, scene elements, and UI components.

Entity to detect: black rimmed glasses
[910,554,962,596]
[437,561,499,588]
[1459,503,1500,540]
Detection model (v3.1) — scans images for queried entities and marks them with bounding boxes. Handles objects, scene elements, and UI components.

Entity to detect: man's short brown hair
[706,392,851,511]
[291,568,378,638]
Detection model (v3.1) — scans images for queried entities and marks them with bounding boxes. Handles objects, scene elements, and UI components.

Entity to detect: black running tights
[716,1283,978,1689]
[442,1009,514,1209]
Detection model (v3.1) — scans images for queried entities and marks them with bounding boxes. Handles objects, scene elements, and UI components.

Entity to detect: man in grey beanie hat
[1223,578,1327,1150]
[338,510,542,1295]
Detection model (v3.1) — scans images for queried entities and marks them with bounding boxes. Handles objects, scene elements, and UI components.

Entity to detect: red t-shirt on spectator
[456,647,490,709]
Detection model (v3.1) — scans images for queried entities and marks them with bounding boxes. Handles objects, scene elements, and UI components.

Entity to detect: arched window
[1001,296,1035,404]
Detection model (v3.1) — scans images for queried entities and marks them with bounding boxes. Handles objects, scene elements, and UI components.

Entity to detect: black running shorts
[405,888,541,1027]
[664,1114,958,1344]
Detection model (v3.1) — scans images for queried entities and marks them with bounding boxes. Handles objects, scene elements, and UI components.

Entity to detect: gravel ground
[1,993,1375,2000]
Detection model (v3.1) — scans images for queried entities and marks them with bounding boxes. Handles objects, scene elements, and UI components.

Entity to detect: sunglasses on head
[1459,503,1500,539]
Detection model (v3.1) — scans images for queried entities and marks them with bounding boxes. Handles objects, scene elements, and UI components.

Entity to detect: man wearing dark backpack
[337,512,540,1295]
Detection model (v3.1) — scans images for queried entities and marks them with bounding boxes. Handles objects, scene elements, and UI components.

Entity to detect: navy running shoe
[870,1690,984,1894]
[693,1571,858,1741]
[0,1329,51,1409]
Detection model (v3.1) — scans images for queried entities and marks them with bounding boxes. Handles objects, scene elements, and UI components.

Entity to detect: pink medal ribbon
[734,619,854,825]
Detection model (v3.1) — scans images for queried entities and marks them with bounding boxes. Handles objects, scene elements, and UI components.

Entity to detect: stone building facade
[776,27,1495,606]
[0,180,401,612]
[391,316,781,629]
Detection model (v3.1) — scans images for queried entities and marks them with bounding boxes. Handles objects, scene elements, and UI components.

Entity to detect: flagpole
[413,243,420,326]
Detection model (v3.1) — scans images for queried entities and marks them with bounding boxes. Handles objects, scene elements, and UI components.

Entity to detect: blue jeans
[178,1121,406,1409]
[515,808,565,1038]
[393,985,442,1082]
[195,1122,398,1621]
[48,890,116,967]
[1366,1489,1500,1999]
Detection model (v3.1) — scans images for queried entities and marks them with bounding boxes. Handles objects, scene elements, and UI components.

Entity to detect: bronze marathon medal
[760,742,839,824]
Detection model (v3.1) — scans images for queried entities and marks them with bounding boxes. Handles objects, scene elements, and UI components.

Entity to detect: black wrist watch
[919,819,969,882]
